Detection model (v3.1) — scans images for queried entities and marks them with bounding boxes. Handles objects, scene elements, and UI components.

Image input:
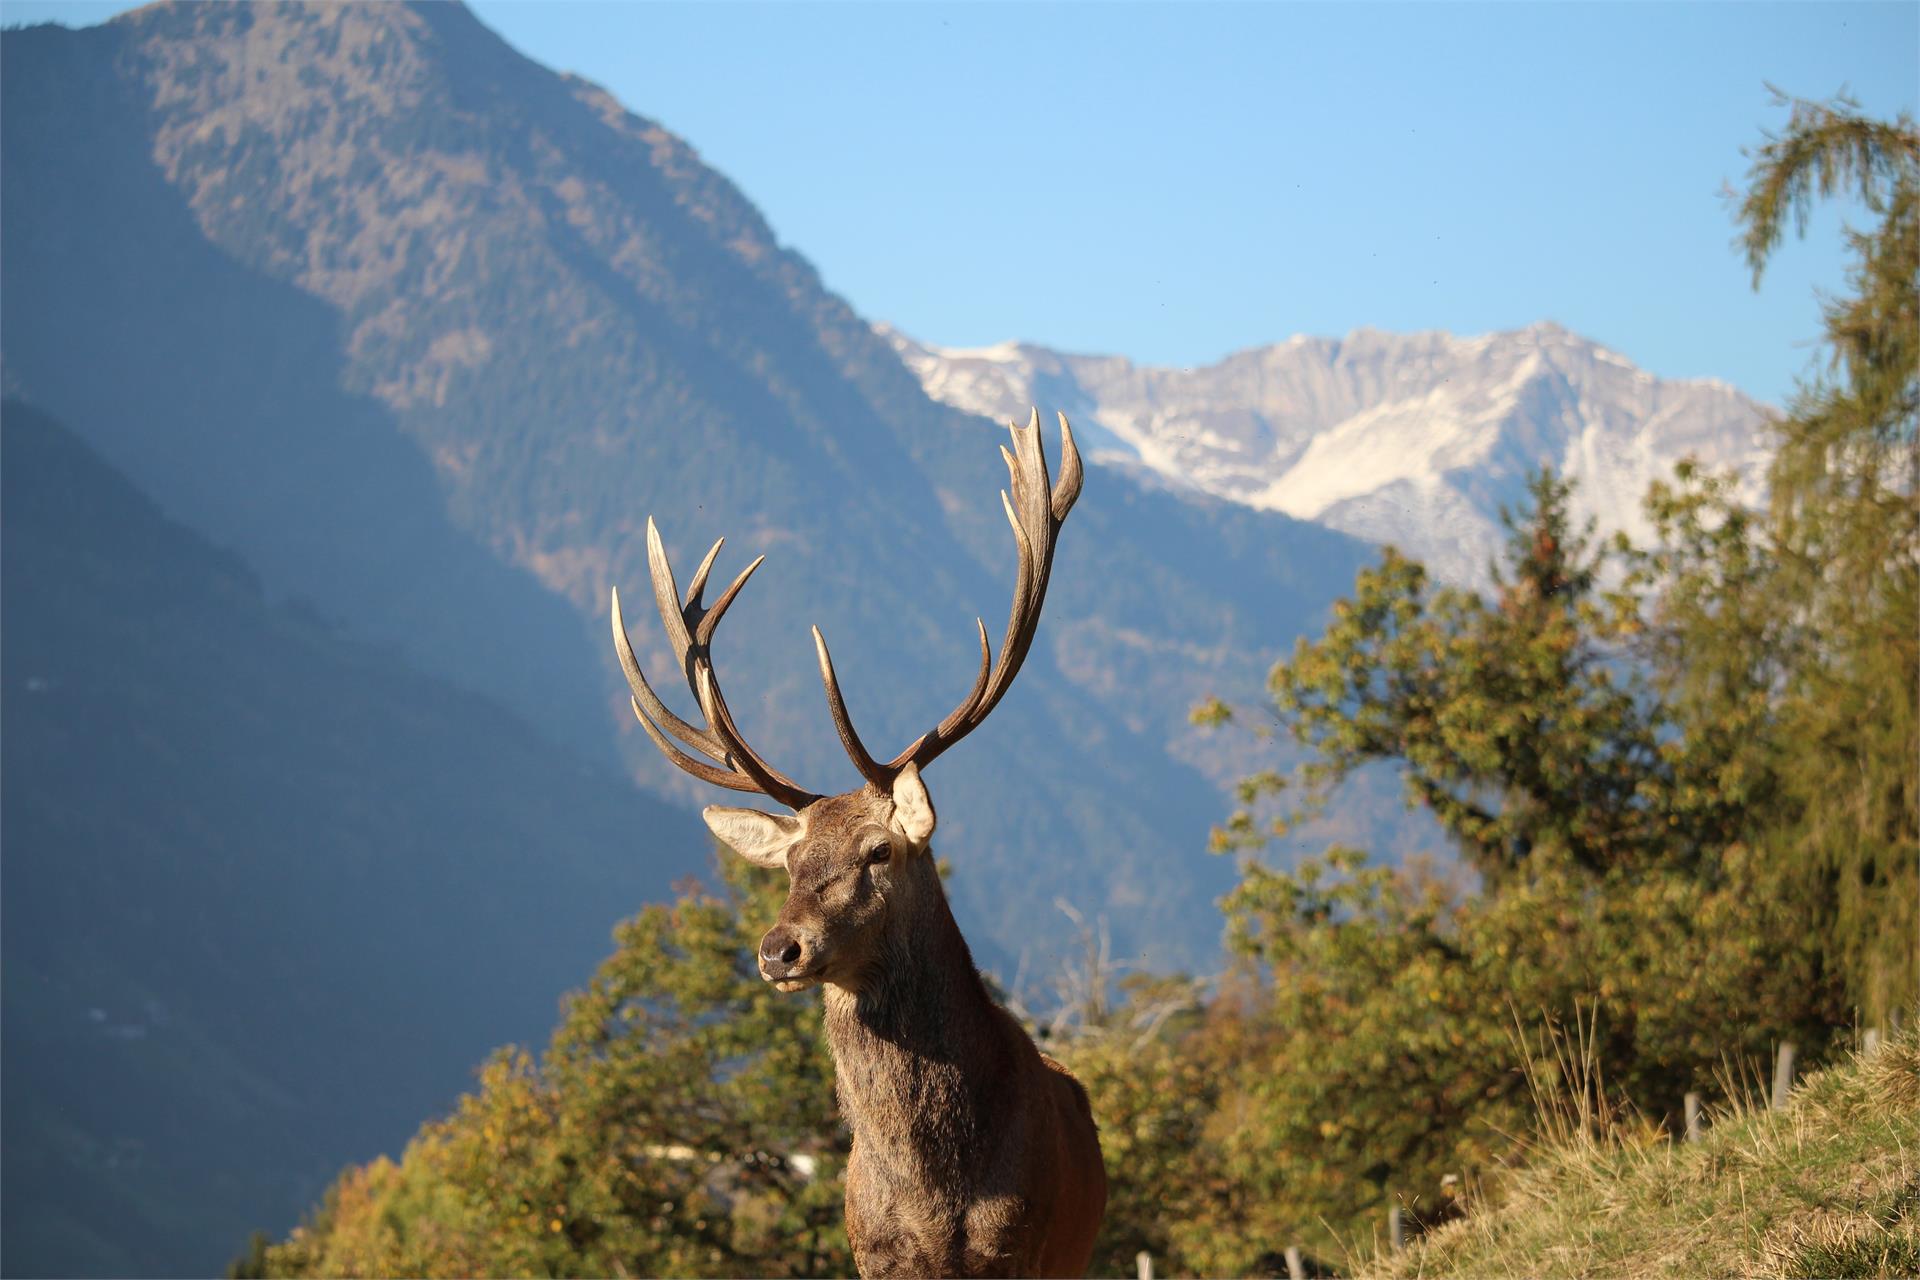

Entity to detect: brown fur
[724,785,1107,1279]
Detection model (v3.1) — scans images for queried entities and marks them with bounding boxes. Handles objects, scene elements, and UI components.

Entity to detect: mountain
[1,0,1379,992]
[882,323,1774,584]
[1,400,704,1277]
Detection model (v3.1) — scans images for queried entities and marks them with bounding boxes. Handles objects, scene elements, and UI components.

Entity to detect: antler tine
[693,554,764,648]
[645,519,695,670]
[611,586,731,765]
[685,537,725,610]
[614,523,820,810]
[987,412,1057,700]
[812,627,894,789]
[628,694,766,793]
[694,667,817,807]
[995,485,1039,687]
[1051,412,1084,520]
[934,618,992,738]
[883,409,1082,774]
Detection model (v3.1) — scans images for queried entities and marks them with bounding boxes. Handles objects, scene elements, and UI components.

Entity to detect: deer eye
[865,839,892,865]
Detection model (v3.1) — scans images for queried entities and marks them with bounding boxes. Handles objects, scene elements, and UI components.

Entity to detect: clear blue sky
[6,2,1916,405]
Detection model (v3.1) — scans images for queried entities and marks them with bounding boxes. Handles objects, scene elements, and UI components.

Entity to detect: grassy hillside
[1370,1032,1920,1278]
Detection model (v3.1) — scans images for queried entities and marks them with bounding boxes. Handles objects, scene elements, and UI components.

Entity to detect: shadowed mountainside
[1,400,702,1276]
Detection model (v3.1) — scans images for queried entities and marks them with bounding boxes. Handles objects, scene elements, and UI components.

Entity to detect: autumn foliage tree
[262,856,852,1279]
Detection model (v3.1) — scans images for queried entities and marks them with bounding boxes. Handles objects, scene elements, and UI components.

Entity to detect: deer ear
[703,806,802,869]
[889,763,937,845]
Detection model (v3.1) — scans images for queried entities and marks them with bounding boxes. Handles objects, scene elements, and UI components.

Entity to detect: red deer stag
[610,410,1105,1278]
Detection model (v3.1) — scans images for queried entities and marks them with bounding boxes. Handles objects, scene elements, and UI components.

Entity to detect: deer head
[611,410,1082,992]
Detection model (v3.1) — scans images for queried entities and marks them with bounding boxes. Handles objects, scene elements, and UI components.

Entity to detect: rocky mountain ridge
[884,322,1774,583]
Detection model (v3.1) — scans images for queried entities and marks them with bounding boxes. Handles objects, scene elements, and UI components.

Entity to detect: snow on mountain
[881,321,1774,584]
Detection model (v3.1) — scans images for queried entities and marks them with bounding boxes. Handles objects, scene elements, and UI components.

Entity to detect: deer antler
[814,408,1082,786]
[614,410,1080,803]
[612,519,821,810]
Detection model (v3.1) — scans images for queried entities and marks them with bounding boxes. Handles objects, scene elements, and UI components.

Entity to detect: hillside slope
[1373,1034,1919,1278]
[1,400,703,1277]
[1,2,1380,970]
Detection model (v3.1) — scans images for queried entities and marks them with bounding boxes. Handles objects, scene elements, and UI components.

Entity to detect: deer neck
[822,852,1012,1181]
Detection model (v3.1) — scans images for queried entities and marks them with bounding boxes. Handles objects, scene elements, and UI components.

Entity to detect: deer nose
[759,926,804,970]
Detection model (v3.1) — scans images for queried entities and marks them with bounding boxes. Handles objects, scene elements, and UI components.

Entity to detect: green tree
[1207,471,1708,883]
[1640,91,1918,1019]
[1187,468,1844,1264]
[1741,90,1917,1020]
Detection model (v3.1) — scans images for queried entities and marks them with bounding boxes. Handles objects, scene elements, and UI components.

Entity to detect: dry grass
[1366,1026,1920,1279]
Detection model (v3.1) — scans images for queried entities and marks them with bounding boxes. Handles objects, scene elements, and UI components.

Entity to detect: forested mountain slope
[1,2,1377,972]
[1,401,702,1277]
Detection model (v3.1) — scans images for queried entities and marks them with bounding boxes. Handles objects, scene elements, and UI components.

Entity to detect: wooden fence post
[1388,1203,1404,1252]
[1771,1041,1797,1110]
[1684,1091,1702,1142]
[1135,1249,1152,1280]
[1284,1245,1306,1280]
[1864,1027,1882,1055]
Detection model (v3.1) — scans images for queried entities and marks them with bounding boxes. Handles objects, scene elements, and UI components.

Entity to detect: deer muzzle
[757,923,819,991]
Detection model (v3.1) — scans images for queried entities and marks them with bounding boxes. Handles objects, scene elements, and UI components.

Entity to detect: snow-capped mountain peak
[882,322,1773,584]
